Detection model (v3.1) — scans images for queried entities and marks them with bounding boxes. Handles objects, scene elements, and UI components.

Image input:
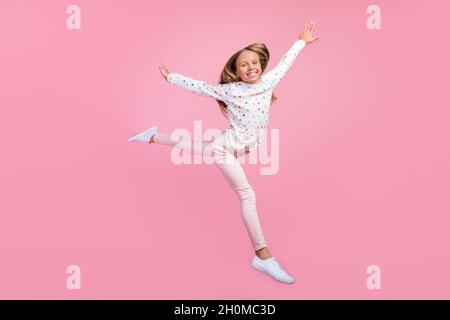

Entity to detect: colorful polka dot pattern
[167,39,306,150]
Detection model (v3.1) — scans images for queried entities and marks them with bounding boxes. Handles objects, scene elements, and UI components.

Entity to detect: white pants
[153,131,268,251]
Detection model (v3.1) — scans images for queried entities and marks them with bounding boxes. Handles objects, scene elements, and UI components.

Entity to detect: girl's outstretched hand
[159,63,170,80]
[300,21,319,45]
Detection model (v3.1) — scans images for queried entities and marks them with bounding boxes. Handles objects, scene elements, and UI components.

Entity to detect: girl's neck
[241,78,261,86]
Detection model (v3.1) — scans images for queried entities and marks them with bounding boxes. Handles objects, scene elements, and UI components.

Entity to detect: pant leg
[153,131,215,157]
[211,141,268,251]
[154,131,268,251]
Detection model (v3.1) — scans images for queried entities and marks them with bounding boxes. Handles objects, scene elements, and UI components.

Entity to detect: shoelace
[269,259,283,272]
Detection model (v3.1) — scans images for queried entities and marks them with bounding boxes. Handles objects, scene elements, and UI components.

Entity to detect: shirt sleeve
[263,39,306,88]
[166,72,233,103]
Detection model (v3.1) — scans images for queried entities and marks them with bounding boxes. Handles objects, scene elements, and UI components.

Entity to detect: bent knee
[234,185,256,201]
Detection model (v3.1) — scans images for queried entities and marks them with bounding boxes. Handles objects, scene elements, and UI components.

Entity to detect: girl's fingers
[303,24,309,38]
[304,23,310,37]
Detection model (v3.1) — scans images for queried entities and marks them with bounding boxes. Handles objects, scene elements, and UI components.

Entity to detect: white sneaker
[251,256,295,284]
[128,126,158,143]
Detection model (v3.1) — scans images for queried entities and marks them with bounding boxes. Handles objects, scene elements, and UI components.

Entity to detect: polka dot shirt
[167,39,306,151]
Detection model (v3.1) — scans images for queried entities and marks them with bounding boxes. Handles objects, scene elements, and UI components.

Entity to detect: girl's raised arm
[264,22,319,88]
[263,39,306,88]
[159,64,232,103]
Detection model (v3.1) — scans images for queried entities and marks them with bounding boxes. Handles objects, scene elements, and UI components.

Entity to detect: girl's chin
[241,76,260,84]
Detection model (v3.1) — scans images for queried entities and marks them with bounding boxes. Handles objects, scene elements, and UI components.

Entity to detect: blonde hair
[216,43,278,116]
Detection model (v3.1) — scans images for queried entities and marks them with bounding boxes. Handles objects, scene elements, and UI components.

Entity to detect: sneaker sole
[251,259,295,284]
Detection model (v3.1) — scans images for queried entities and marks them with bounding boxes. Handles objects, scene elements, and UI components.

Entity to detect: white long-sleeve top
[167,39,306,151]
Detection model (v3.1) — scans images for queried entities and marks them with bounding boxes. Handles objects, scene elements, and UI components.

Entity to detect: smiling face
[235,50,262,84]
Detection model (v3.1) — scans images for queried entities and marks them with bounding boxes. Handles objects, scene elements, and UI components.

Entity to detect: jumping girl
[129,22,319,284]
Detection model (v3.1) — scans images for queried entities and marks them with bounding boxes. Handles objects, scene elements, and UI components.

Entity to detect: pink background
[0,0,449,299]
